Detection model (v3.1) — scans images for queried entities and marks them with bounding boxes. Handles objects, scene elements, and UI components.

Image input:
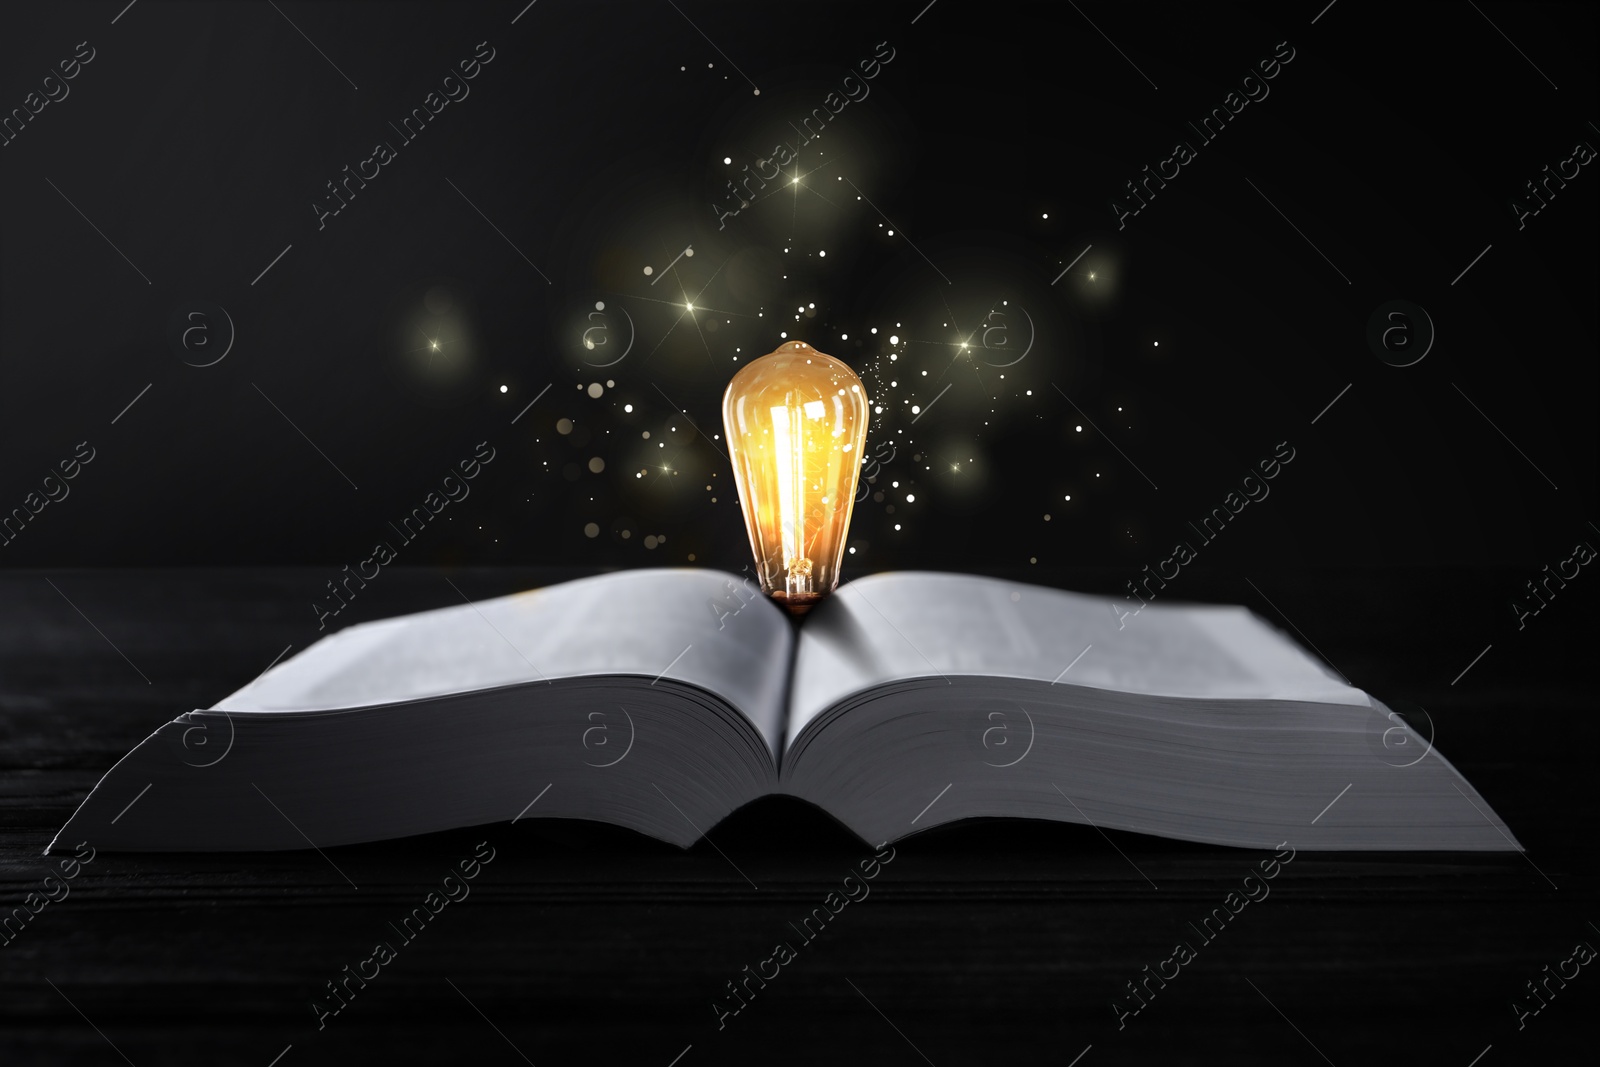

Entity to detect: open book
[52,570,1519,853]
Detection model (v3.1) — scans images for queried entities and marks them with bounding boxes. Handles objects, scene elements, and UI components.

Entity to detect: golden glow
[723,341,868,614]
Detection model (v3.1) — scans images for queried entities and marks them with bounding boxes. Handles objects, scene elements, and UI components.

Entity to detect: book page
[214,569,793,757]
[789,571,1366,746]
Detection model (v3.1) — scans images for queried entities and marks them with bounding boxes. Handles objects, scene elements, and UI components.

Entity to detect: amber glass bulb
[722,341,869,614]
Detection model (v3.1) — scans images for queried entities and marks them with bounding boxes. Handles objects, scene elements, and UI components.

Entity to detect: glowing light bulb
[723,340,868,614]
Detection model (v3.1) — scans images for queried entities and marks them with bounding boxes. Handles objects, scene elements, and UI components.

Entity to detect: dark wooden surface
[1,567,1594,1065]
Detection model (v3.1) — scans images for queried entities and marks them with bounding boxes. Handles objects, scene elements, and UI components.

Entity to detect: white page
[215,569,793,757]
[789,571,1366,746]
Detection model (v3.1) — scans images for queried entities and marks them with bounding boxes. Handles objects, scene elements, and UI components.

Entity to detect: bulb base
[770,590,823,616]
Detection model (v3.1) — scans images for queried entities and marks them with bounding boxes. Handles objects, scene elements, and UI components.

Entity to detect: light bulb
[722,340,869,614]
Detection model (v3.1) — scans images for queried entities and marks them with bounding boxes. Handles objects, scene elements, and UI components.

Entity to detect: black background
[0,0,1592,572]
[2,1,1596,1064]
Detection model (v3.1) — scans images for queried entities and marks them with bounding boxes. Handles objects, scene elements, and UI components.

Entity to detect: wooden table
[1,568,1592,1064]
